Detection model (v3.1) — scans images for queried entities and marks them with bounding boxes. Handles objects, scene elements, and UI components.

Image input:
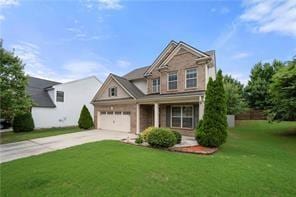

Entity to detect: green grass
[0,127,83,144]
[1,120,296,196]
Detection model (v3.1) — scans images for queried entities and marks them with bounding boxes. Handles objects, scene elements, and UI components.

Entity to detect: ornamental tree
[78,105,94,129]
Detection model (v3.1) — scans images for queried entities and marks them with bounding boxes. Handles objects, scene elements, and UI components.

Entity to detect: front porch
[136,95,205,136]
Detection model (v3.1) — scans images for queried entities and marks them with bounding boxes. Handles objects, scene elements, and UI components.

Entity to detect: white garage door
[99,111,131,132]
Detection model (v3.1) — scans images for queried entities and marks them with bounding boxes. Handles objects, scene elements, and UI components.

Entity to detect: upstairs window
[56,91,64,102]
[108,87,117,97]
[186,68,197,88]
[168,72,178,90]
[152,78,160,93]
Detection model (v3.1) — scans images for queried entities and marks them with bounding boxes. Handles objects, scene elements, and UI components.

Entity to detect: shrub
[172,130,182,144]
[147,128,176,148]
[12,112,34,132]
[196,70,227,147]
[135,135,143,144]
[141,127,154,142]
[78,105,94,129]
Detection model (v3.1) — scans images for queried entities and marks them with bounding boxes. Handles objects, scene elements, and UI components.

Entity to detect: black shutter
[166,105,171,127]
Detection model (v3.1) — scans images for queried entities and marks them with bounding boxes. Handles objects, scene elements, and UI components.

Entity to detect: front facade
[92,41,216,136]
[28,76,102,128]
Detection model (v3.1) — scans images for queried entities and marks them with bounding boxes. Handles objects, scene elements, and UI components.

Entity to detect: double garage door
[98,111,131,132]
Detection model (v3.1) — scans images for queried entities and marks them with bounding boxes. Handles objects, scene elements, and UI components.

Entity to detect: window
[107,111,113,115]
[115,112,122,115]
[186,68,197,88]
[56,91,64,102]
[168,72,178,90]
[152,78,160,93]
[100,111,107,115]
[108,87,117,97]
[171,106,193,128]
[123,111,130,115]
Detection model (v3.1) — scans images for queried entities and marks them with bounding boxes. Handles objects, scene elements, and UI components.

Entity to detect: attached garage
[98,111,131,132]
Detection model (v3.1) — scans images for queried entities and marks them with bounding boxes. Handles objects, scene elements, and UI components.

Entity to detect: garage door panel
[99,112,130,132]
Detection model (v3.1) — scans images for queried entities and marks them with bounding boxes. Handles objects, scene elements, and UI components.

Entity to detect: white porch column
[154,103,159,128]
[199,96,205,120]
[136,104,140,134]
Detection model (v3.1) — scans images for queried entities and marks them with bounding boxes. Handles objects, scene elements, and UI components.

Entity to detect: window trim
[108,86,117,97]
[167,71,178,90]
[170,105,194,129]
[56,91,64,102]
[185,68,198,89]
[152,78,160,93]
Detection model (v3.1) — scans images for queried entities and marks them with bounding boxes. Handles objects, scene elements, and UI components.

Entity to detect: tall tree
[0,47,32,121]
[223,75,246,115]
[196,70,227,147]
[244,60,284,109]
[269,58,296,121]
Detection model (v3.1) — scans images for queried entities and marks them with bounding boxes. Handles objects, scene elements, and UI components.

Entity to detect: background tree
[78,105,94,129]
[244,60,284,109]
[268,58,296,121]
[223,75,247,115]
[0,47,32,121]
[196,70,227,147]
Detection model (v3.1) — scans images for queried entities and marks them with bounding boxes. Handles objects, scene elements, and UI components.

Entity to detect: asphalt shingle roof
[112,74,145,99]
[27,76,61,108]
[122,66,149,80]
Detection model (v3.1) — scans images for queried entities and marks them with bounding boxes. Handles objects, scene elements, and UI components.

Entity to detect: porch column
[154,103,159,128]
[136,104,140,134]
[199,96,204,120]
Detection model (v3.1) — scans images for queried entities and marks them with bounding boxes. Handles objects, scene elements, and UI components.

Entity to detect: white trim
[154,103,159,128]
[152,78,160,93]
[161,42,209,67]
[170,105,194,129]
[185,68,198,89]
[167,71,178,91]
[53,76,102,88]
[144,41,178,76]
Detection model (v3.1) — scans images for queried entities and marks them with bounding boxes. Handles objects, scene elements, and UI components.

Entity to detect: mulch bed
[170,145,218,155]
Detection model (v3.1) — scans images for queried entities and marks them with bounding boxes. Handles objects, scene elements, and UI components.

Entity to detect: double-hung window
[56,91,64,102]
[171,106,193,128]
[168,72,178,90]
[186,68,197,88]
[152,78,160,93]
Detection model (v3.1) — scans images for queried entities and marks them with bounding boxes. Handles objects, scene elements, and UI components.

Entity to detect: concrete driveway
[0,130,136,163]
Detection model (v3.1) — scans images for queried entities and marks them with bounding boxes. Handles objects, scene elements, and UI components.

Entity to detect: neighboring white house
[27,76,102,128]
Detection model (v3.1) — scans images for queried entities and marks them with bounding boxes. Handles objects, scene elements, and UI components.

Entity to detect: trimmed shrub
[172,130,182,144]
[196,70,227,147]
[12,112,34,132]
[135,135,143,144]
[147,128,176,148]
[78,105,94,129]
[141,127,154,142]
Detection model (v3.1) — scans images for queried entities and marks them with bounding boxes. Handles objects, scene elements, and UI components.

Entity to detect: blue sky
[1,0,295,84]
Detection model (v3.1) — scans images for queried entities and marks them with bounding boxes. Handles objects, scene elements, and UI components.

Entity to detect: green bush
[172,130,182,144]
[196,70,227,147]
[78,105,94,129]
[147,128,176,148]
[12,112,35,132]
[135,135,143,144]
[140,127,154,142]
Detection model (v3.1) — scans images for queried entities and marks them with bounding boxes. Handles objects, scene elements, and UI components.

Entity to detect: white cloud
[83,0,123,10]
[210,6,230,14]
[11,41,124,82]
[116,59,131,68]
[0,0,19,8]
[213,21,238,49]
[225,72,249,85]
[232,52,251,59]
[240,0,296,37]
[65,26,108,41]
[0,15,5,21]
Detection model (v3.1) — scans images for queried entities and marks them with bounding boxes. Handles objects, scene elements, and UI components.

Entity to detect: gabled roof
[27,76,61,108]
[123,66,150,80]
[112,74,145,98]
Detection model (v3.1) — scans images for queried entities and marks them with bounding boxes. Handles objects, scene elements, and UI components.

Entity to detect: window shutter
[108,88,110,97]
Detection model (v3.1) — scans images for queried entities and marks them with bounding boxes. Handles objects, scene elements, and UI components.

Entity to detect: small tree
[196,70,227,147]
[268,58,296,121]
[0,47,32,121]
[12,112,35,132]
[78,105,94,129]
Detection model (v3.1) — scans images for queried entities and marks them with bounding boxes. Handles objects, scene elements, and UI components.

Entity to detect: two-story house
[91,41,216,136]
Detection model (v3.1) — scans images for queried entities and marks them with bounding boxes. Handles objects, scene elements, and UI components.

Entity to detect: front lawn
[0,127,83,144]
[1,120,296,196]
